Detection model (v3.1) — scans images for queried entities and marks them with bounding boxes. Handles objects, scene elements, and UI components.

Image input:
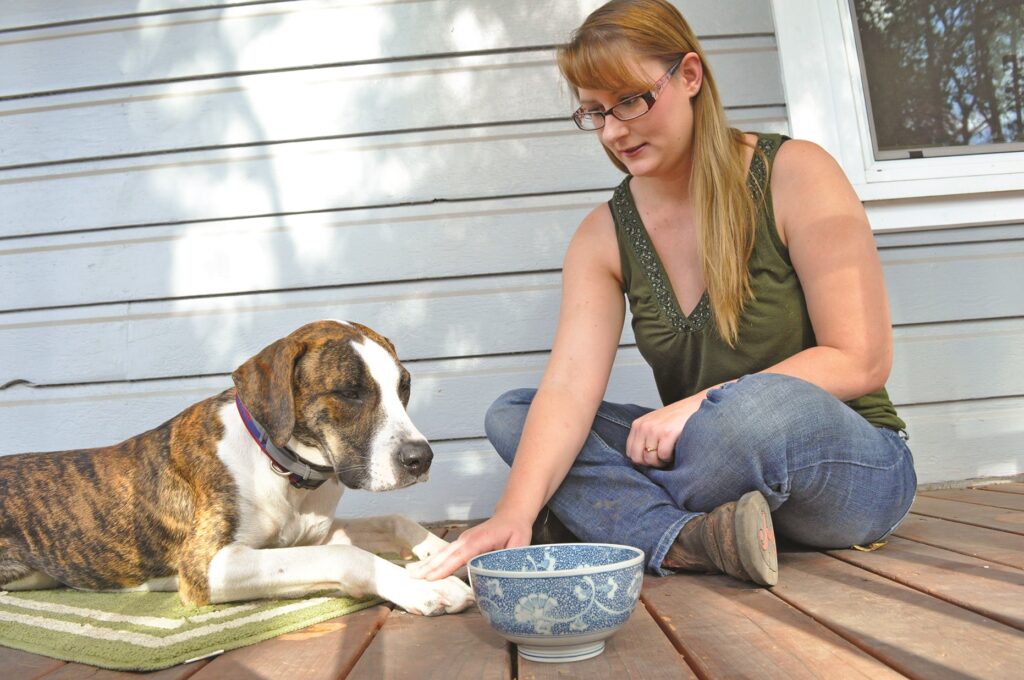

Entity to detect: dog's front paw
[390,575,474,616]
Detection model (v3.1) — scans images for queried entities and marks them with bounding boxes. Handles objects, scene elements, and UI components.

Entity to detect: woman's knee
[669,375,837,499]
[484,388,536,465]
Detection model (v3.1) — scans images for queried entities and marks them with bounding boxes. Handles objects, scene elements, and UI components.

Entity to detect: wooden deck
[3,484,1023,679]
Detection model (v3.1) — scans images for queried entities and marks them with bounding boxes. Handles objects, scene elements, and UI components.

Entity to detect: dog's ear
[232,337,305,449]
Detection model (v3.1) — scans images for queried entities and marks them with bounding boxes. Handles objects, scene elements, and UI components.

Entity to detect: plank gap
[977,482,1024,496]
[919,488,1024,512]
[909,510,1024,538]
[636,596,706,679]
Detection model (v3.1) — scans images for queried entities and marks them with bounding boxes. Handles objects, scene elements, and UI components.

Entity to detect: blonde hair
[557,0,764,346]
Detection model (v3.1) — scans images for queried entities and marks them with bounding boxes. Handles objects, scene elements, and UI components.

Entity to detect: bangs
[557,35,656,96]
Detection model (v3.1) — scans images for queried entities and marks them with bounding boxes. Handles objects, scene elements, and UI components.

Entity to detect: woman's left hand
[625,393,704,467]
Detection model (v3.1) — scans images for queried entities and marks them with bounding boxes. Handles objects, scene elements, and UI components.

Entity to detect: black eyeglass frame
[571,55,686,131]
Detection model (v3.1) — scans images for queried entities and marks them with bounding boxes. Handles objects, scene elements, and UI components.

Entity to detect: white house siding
[0,0,1013,523]
[875,223,1024,484]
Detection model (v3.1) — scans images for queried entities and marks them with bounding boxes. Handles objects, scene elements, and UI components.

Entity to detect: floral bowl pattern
[468,543,644,663]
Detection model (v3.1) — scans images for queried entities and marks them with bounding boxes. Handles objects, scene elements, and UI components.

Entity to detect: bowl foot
[517,640,605,663]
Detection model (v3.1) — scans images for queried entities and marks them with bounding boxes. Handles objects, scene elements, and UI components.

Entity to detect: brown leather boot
[663,490,778,586]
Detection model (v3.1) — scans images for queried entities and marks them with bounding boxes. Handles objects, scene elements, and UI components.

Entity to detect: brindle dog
[0,320,473,615]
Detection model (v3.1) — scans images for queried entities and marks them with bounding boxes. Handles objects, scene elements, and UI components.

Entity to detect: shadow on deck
[3,484,1023,679]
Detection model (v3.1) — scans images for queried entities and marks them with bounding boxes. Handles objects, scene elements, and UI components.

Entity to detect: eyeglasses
[572,57,684,131]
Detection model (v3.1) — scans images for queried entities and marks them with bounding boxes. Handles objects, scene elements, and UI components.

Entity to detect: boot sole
[734,490,779,586]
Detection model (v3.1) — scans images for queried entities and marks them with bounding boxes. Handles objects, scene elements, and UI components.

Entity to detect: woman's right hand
[406,513,533,581]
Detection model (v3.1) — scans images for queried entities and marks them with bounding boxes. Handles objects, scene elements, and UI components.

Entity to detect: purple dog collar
[234,394,334,490]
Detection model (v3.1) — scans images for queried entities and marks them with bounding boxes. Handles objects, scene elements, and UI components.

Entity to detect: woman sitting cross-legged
[409,0,916,586]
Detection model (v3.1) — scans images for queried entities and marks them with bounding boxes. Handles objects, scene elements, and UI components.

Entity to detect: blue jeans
[484,374,917,575]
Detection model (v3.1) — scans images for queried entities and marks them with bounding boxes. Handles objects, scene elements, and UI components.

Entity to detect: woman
[410,0,915,586]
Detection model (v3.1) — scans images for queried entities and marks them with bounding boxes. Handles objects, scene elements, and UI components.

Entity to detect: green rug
[0,587,382,671]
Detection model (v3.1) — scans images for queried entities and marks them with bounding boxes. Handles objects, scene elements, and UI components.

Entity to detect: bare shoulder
[772,139,848,188]
[573,201,615,242]
[565,201,622,283]
[770,138,865,243]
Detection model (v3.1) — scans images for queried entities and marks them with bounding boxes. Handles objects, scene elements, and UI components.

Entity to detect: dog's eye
[333,389,362,402]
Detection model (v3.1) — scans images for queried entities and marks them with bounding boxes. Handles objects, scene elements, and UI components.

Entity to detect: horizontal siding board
[887,318,1024,406]
[1,269,1021,404]
[3,212,1020,320]
[0,40,783,170]
[0,273,569,384]
[0,0,773,99]
[0,113,789,238]
[0,376,228,454]
[0,193,592,311]
[880,239,1024,324]
[876,222,1024,247]
[0,1,252,32]
[888,317,1024,405]
[897,398,1024,485]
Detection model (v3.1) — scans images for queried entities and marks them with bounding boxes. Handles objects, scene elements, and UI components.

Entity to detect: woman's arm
[409,203,627,580]
[763,139,893,397]
[626,140,894,466]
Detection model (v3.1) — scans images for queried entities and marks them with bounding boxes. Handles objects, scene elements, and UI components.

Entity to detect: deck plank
[347,609,510,679]
[910,496,1024,535]
[977,482,1024,495]
[517,603,697,680]
[641,573,902,679]
[187,605,390,680]
[40,661,209,679]
[828,537,1024,630]
[772,551,1024,679]
[920,488,1024,511]
[893,514,1024,569]
[0,646,65,679]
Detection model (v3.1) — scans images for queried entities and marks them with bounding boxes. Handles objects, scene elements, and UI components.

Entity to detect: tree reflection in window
[850,0,1024,159]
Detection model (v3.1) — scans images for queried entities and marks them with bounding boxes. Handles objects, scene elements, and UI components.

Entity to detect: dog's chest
[215,403,341,548]
[242,494,335,548]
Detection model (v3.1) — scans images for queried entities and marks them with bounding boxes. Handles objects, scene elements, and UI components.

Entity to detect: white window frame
[771,0,1024,230]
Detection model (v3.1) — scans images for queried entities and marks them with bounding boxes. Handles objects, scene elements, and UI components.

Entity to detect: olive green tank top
[610,132,905,431]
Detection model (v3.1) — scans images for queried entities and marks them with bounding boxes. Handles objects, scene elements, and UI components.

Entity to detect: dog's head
[231,320,432,491]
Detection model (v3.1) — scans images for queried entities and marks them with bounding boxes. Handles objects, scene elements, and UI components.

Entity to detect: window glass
[850,0,1024,159]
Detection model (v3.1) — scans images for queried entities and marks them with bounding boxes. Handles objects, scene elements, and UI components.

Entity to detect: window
[850,0,1024,160]
[772,0,1024,227]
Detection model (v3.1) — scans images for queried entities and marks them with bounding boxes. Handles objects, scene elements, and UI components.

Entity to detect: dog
[0,320,474,615]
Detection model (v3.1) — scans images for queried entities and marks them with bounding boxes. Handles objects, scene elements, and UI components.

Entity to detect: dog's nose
[398,440,433,476]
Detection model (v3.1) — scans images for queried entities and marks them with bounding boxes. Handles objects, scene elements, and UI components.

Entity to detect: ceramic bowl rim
[467,542,644,579]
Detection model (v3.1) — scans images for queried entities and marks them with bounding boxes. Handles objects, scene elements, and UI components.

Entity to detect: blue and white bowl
[468,543,644,663]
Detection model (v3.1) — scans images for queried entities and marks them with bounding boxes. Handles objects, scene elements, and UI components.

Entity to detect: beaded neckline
[611,133,776,335]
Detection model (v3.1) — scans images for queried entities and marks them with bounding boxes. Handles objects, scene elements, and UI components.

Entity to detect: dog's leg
[326,515,450,561]
[206,542,473,615]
